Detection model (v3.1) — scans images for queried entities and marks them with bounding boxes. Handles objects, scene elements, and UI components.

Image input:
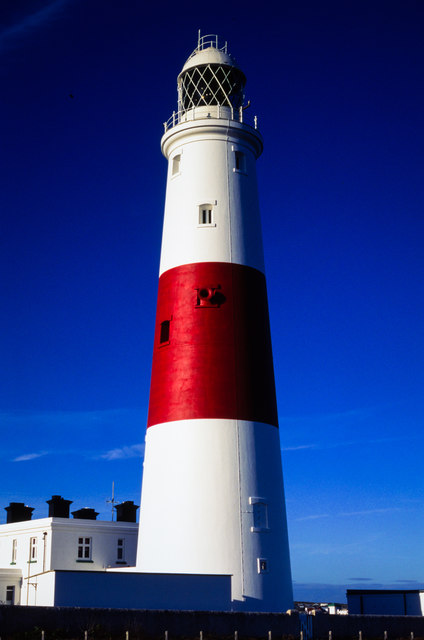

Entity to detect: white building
[0,497,138,606]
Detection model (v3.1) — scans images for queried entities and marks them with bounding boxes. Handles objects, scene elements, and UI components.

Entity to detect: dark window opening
[235,151,245,172]
[160,320,170,344]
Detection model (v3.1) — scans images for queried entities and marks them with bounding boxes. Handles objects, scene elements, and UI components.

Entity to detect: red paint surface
[147,262,278,428]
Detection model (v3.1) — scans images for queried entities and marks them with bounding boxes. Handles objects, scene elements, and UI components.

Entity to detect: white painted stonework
[159,118,265,276]
[0,517,137,606]
[138,419,292,611]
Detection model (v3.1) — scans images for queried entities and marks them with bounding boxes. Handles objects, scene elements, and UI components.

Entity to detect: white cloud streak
[0,0,71,51]
[340,508,402,517]
[13,451,48,462]
[100,444,145,461]
[295,513,330,522]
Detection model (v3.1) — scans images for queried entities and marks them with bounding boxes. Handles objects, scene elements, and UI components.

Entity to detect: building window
[6,585,15,605]
[11,539,17,564]
[29,537,37,561]
[234,150,246,172]
[249,497,269,532]
[159,320,170,344]
[257,558,268,574]
[117,538,125,561]
[199,204,213,225]
[77,537,92,560]
[172,154,181,175]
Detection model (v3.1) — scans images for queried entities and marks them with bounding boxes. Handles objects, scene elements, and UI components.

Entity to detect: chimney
[47,495,72,518]
[114,500,139,523]
[71,507,99,520]
[5,502,34,524]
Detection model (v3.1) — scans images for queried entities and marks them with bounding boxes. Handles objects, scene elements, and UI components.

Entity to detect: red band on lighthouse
[147,261,279,428]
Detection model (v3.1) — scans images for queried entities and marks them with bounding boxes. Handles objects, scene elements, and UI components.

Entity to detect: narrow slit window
[29,537,37,561]
[199,204,213,225]
[172,154,181,175]
[117,538,125,561]
[11,539,17,563]
[160,320,170,344]
[235,151,245,172]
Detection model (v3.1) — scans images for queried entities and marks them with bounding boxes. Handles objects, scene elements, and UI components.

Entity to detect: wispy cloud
[282,436,404,454]
[348,577,373,581]
[340,508,401,517]
[0,0,71,51]
[280,406,378,426]
[100,444,145,461]
[13,451,48,462]
[0,407,146,428]
[296,514,330,522]
[282,444,317,452]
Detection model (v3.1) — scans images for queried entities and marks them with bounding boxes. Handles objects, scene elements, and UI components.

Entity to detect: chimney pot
[5,502,34,523]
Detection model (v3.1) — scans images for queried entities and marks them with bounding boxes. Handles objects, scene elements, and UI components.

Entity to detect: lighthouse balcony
[163,105,259,133]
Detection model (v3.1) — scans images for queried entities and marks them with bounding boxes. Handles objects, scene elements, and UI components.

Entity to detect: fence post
[410,634,414,640]
[234,631,238,640]
[300,631,303,640]
[384,631,387,640]
[359,632,362,640]
[268,631,272,640]
[84,632,88,640]
[329,631,332,640]
[200,631,203,640]
[41,631,45,640]
[126,632,129,640]
[165,631,168,640]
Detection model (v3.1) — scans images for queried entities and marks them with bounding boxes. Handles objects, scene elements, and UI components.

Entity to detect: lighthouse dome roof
[180,46,240,77]
[176,34,246,112]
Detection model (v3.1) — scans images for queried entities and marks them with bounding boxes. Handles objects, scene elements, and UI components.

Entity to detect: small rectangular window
[11,539,17,563]
[249,497,269,532]
[257,558,268,574]
[117,538,125,561]
[160,320,170,344]
[172,154,181,175]
[30,537,37,561]
[6,585,15,605]
[199,204,213,225]
[234,151,246,172]
[77,537,92,560]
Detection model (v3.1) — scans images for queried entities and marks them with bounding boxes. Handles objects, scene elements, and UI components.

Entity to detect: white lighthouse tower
[137,33,293,612]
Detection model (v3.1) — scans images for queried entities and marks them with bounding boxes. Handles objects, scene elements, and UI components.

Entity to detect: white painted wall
[0,568,21,605]
[0,517,138,606]
[137,419,292,612]
[159,118,265,276]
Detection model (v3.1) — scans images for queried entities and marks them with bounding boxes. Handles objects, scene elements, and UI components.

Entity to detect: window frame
[11,539,17,564]
[6,585,15,605]
[171,153,181,176]
[249,496,270,532]
[29,537,37,562]
[77,536,92,561]
[198,203,216,227]
[117,537,125,562]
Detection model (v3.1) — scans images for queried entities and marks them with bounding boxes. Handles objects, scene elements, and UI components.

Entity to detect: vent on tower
[47,495,73,518]
[114,500,139,523]
[71,507,99,520]
[5,502,34,524]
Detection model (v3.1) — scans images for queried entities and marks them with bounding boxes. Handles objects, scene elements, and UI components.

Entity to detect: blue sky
[1,0,423,603]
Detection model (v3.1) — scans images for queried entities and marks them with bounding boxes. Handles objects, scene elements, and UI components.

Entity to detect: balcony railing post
[239,106,243,123]
[254,115,258,129]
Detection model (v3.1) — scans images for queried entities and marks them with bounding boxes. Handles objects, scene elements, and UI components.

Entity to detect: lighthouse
[136,33,293,612]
